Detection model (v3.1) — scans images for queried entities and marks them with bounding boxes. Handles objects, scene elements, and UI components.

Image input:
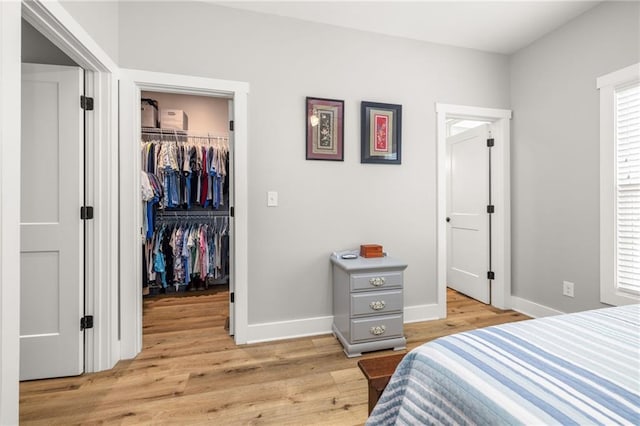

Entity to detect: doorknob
[446,217,451,222]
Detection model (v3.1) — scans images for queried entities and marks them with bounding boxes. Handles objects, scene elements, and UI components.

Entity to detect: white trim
[403,303,440,323]
[436,103,512,120]
[598,63,640,306]
[436,103,512,316]
[20,1,120,373]
[246,316,333,344]
[510,296,564,318]
[119,69,250,360]
[596,63,640,89]
[0,2,21,423]
[246,303,441,344]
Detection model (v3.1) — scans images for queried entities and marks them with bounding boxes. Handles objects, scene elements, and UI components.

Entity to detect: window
[598,63,640,305]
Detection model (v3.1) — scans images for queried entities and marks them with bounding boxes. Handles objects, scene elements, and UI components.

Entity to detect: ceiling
[215,1,601,54]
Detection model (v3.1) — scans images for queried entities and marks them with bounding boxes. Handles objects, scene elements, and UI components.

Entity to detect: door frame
[22,0,120,375]
[436,103,512,315]
[2,0,119,421]
[0,2,22,423]
[119,69,250,359]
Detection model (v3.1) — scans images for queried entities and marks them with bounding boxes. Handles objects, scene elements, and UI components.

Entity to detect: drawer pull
[370,325,386,336]
[369,300,386,311]
[369,277,386,287]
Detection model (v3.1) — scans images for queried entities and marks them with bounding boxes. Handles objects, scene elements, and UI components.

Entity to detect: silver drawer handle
[369,300,386,311]
[369,277,386,287]
[370,325,386,336]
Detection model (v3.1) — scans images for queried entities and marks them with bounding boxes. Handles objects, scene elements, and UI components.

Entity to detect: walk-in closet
[140,91,233,333]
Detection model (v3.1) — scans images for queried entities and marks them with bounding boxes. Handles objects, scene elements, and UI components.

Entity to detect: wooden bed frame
[357,353,406,414]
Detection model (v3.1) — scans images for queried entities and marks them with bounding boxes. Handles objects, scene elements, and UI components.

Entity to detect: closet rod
[156,210,229,219]
[141,127,228,139]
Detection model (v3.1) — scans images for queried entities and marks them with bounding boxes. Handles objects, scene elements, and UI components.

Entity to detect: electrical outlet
[563,281,575,298]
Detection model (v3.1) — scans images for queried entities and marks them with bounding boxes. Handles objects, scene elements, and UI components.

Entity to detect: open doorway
[139,90,233,342]
[436,104,512,317]
[118,69,249,360]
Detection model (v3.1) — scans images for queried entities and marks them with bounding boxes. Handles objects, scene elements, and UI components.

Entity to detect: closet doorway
[435,104,512,315]
[119,70,249,360]
[140,91,233,336]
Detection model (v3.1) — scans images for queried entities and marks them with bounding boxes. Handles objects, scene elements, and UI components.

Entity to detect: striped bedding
[367,304,640,425]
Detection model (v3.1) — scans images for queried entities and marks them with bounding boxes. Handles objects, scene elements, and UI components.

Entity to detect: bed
[367,304,640,425]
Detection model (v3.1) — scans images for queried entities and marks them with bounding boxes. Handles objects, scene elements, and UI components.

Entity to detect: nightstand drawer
[351,314,403,342]
[351,271,402,291]
[351,290,403,316]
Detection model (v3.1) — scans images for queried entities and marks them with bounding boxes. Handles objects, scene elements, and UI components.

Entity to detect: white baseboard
[510,296,564,318]
[404,303,442,323]
[246,303,443,344]
[246,315,333,344]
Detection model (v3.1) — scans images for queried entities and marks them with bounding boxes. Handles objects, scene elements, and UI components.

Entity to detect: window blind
[616,83,640,295]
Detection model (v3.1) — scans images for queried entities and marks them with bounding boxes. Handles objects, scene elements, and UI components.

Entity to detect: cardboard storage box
[141,99,158,128]
[160,108,188,130]
[360,244,384,258]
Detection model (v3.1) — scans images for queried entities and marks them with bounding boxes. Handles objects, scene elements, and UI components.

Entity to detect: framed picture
[361,101,402,164]
[306,97,344,161]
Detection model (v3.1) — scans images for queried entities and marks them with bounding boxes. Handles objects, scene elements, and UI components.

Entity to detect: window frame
[598,63,640,306]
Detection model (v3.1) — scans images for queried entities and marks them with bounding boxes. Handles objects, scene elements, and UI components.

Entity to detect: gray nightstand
[330,253,408,357]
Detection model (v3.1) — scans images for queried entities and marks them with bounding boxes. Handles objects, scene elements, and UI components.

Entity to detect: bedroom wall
[116,1,510,326]
[59,0,118,64]
[510,1,640,313]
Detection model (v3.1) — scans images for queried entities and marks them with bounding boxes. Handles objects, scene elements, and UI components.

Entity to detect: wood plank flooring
[20,288,528,425]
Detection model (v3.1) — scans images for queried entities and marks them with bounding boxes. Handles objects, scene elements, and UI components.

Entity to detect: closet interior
[140,91,231,299]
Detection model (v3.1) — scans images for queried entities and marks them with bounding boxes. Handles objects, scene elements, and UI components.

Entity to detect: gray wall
[116,2,510,324]
[22,19,77,66]
[510,1,640,312]
[60,0,118,64]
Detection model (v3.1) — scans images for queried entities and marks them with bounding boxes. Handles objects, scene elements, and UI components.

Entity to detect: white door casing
[3,2,118,420]
[119,69,250,360]
[20,63,84,380]
[446,124,491,304]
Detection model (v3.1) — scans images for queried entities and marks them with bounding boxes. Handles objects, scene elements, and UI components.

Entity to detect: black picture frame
[360,101,402,164]
[306,97,344,161]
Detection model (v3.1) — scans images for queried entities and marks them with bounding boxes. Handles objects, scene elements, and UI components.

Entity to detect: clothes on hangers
[141,171,163,239]
[140,137,229,211]
[143,218,229,291]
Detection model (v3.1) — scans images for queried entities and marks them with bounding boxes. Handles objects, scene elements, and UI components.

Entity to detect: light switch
[267,191,278,207]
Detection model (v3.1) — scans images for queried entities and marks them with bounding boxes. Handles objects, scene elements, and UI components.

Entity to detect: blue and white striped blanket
[367,304,640,425]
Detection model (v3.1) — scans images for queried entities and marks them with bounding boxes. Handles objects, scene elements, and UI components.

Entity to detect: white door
[446,124,491,304]
[20,63,84,380]
[227,98,235,335]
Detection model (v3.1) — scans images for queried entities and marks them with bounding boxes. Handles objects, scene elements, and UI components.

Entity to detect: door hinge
[487,138,494,147]
[80,206,94,220]
[230,206,234,217]
[487,205,495,214]
[230,292,235,303]
[80,95,94,111]
[487,271,495,280]
[81,315,94,330]
[229,120,234,131]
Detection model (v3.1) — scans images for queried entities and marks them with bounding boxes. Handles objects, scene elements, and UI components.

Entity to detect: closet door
[20,63,84,380]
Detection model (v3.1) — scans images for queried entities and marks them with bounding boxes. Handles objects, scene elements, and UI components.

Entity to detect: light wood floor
[20,288,528,425]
